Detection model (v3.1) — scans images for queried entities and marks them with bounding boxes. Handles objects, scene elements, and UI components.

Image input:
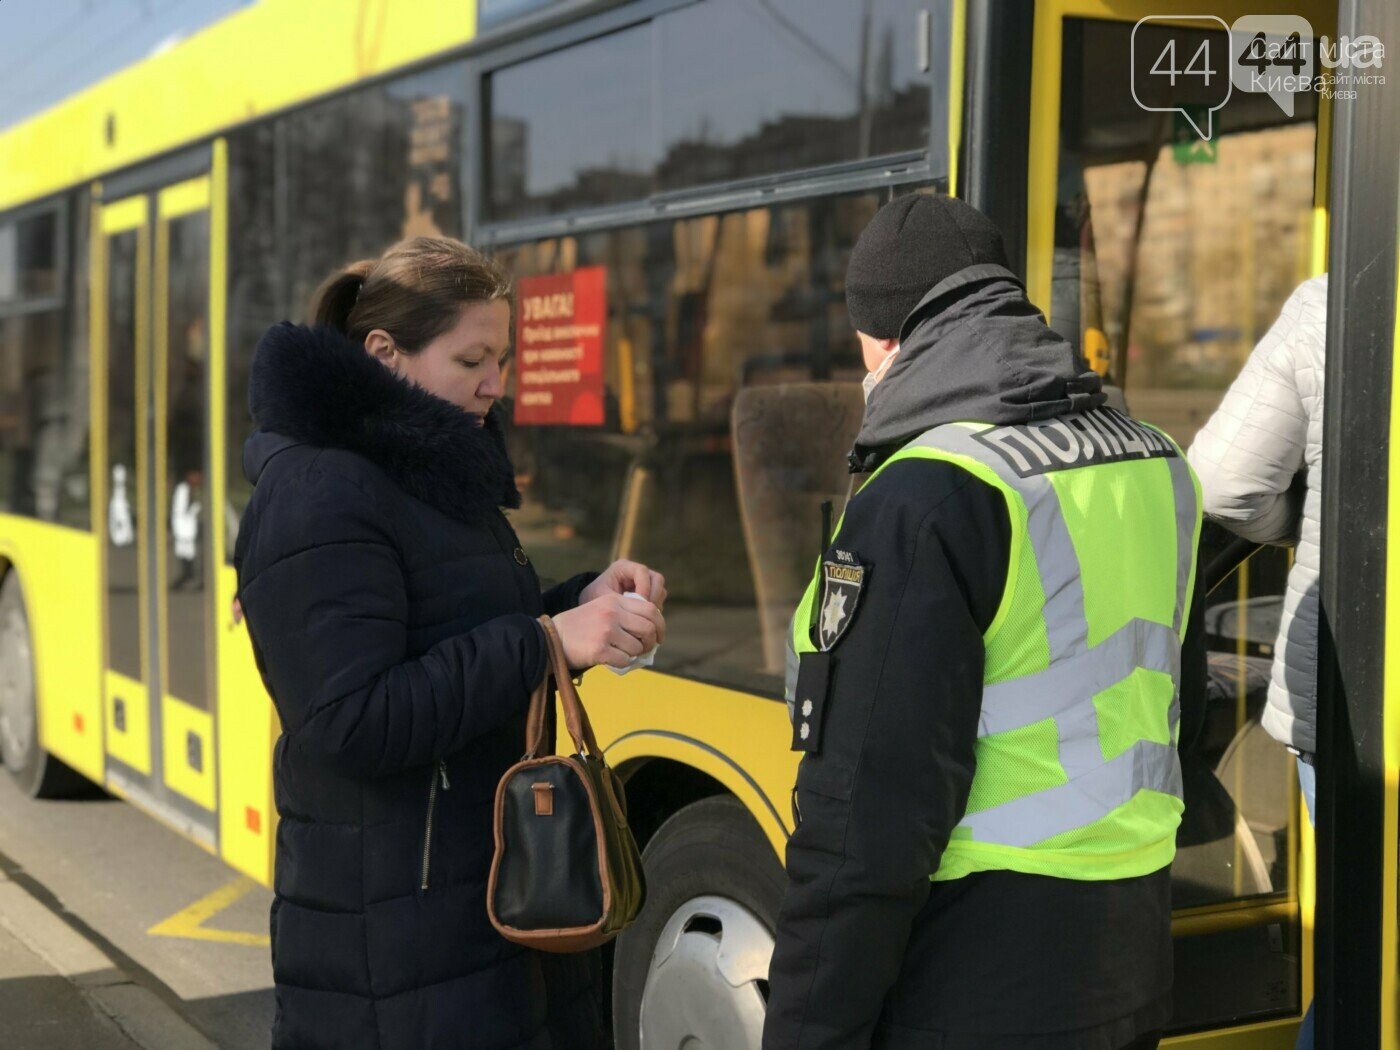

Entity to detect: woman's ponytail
[309,259,376,333]
[307,238,511,350]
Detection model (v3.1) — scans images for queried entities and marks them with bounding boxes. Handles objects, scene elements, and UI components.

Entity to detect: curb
[0,870,216,1050]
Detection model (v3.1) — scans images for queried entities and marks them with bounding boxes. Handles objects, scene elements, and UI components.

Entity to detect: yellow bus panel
[99,195,147,235]
[105,669,150,775]
[216,565,278,885]
[156,178,211,220]
[0,0,480,212]
[162,696,215,811]
[201,135,277,885]
[1381,254,1400,1048]
[589,670,800,858]
[1166,1018,1311,1049]
[0,520,104,783]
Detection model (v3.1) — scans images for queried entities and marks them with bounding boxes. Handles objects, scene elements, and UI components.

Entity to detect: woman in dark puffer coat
[234,237,666,1050]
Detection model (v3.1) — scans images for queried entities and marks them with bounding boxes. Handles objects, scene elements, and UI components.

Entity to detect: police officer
[762,195,1200,1050]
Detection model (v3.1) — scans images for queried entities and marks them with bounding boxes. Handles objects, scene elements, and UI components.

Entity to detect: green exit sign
[1173,108,1219,164]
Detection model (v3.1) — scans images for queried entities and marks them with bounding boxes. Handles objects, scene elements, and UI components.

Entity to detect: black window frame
[0,197,69,318]
[468,0,951,248]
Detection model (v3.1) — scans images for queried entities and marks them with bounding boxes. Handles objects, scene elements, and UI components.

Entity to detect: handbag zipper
[420,761,451,891]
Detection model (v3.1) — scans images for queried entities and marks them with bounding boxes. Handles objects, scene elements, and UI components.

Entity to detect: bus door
[94,164,218,846]
[1024,1,1336,1043]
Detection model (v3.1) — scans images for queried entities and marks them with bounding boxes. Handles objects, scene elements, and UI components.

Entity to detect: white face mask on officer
[861,345,900,402]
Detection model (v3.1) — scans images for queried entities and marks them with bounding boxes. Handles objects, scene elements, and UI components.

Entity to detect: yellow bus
[0,0,1395,1045]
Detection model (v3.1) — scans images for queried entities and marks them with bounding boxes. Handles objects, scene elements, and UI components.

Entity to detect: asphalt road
[0,773,275,1049]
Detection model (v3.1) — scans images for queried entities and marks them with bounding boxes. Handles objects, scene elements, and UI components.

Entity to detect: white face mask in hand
[608,591,660,676]
[861,345,900,402]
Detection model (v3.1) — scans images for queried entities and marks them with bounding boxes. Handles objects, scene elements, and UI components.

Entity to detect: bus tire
[612,794,786,1050]
[0,573,88,798]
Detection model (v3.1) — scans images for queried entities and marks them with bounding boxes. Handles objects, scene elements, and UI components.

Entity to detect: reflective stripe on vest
[789,408,1202,880]
[902,416,1197,852]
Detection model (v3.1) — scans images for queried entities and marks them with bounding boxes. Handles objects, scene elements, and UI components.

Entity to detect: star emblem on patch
[821,590,848,641]
[818,551,865,650]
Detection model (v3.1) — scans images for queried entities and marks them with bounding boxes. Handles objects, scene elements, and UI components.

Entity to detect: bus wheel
[0,573,86,798]
[613,794,785,1050]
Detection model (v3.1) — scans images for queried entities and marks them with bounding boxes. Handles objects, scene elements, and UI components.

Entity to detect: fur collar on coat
[248,321,522,519]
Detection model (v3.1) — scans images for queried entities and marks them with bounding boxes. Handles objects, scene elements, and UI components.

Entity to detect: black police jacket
[762,266,1192,1050]
[235,323,603,1050]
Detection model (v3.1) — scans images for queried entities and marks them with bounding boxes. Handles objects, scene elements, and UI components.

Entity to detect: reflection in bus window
[0,209,60,305]
[485,0,947,222]
[106,228,143,684]
[164,211,211,711]
[1055,19,1317,450]
[655,0,939,190]
[223,62,470,559]
[16,211,59,301]
[495,192,891,695]
[487,26,654,220]
[0,224,12,302]
[0,201,88,528]
[1054,17,1316,1032]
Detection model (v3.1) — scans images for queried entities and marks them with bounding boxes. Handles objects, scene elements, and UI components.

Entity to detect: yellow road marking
[147,877,270,947]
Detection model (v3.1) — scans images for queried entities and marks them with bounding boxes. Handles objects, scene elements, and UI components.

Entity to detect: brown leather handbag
[488,615,646,952]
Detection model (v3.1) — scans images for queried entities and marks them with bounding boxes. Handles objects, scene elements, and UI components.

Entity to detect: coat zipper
[420,761,451,891]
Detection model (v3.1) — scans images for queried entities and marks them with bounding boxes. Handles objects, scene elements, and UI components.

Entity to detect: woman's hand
[553,593,666,670]
[579,560,668,610]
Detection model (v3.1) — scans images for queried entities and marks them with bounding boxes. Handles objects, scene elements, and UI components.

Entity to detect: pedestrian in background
[763,195,1200,1050]
[235,236,666,1050]
[1188,274,1327,1049]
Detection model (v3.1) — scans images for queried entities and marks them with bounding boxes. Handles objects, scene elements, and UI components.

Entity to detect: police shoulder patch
[818,549,866,651]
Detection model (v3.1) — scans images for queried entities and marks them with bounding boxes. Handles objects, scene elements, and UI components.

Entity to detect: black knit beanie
[846,194,1011,339]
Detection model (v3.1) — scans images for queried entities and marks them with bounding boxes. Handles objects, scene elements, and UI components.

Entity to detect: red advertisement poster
[514,267,607,426]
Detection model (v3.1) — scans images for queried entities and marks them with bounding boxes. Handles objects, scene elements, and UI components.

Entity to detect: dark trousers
[1123,1034,1162,1050]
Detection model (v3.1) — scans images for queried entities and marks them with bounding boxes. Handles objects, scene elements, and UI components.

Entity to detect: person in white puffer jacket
[1187,274,1326,1049]
[1188,274,1326,757]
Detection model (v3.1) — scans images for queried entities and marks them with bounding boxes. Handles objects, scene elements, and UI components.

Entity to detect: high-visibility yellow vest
[793,408,1202,882]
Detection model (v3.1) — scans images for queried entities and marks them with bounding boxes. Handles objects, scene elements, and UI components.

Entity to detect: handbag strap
[523,615,604,760]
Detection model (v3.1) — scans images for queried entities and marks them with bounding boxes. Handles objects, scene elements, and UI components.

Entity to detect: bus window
[1053,18,1318,448]
[495,191,889,695]
[653,0,939,190]
[0,201,89,528]
[224,61,470,557]
[0,223,11,301]
[1053,17,1317,1031]
[486,24,654,222]
[225,124,278,561]
[484,0,948,222]
[104,226,143,686]
[163,210,211,710]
